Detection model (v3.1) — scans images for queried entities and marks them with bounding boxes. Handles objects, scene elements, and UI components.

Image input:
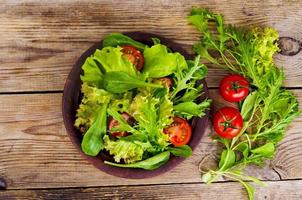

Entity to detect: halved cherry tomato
[220,74,249,102]
[108,112,133,137]
[164,117,192,147]
[213,107,243,139]
[121,45,144,71]
[158,77,174,88]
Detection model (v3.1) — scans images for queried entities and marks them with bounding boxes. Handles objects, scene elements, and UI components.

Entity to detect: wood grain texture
[0,89,301,189]
[0,180,302,200]
[0,0,302,92]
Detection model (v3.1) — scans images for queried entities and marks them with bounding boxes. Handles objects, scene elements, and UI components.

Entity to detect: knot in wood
[278,37,301,56]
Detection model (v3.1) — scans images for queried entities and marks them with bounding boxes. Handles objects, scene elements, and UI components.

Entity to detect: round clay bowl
[62,32,209,179]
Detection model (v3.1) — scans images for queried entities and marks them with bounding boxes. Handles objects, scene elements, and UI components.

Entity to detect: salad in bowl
[63,32,210,177]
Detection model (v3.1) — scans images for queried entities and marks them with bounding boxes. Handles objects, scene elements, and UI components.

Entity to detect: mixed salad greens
[74,33,211,169]
[72,7,299,199]
[188,7,301,200]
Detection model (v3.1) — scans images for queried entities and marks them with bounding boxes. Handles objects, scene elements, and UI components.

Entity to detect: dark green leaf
[102,33,147,51]
[81,103,108,156]
[103,71,162,93]
[218,149,236,170]
[104,151,170,170]
[173,100,211,119]
[235,142,249,159]
[251,142,275,158]
[167,145,192,157]
[240,92,258,121]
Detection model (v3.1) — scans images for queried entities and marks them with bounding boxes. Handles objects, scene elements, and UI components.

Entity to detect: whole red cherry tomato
[213,107,243,139]
[220,74,249,102]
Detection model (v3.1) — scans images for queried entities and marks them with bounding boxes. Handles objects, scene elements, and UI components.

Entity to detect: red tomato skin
[220,74,249,102]
[121,45,144,71]
[164,117,192,147]
[213,107,243,139]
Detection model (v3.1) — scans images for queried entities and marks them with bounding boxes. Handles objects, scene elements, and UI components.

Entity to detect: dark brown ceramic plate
[62,32,209,179]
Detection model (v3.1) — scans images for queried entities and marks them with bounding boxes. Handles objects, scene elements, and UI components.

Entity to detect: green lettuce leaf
[108,91,133,113]
[158,93,174,128]
[143,44,188,78]
[104,135,152,164]
[80,45,140,88]
[80,56,103,88]
[93,46,138,75]
[74,83,112,130]
[130,91,170,152]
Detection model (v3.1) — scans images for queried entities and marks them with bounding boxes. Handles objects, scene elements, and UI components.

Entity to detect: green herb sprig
[188,7,300,200]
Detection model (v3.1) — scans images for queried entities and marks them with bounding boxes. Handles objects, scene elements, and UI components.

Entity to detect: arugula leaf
[171,56,207,100]
[189,7,300,200]
[102,33,147,51]
[81,103,108,156]
[143,44,188,78]
[104,151,170,170]
[167,145,192,157]
[103,71,163,93]
[107,107,138,134]
[173,100,211,119]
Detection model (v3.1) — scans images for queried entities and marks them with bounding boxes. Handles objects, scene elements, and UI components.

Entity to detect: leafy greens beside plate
[188,7,301,200]
[74,33,211,170]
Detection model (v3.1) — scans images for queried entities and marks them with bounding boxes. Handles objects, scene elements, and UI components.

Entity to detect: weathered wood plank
[1,180,302,200]
[0,0,302,92]
[0,89,301,189]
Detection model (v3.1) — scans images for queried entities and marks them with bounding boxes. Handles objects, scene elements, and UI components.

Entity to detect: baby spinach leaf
[81,103,108,156]
[167,145,192,157]
[240,91,258,121]
[218,149,236,171]
[102,33,147,51]
[104,151,170,170]
[235,142,249,160]
[251,143,275,158]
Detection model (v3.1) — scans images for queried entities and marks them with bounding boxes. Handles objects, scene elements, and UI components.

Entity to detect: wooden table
[0,1,302,199]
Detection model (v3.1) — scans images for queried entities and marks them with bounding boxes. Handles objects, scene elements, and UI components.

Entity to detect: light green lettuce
[143,44,188,78]
[75,83,112,130]
[104,135,152,164]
